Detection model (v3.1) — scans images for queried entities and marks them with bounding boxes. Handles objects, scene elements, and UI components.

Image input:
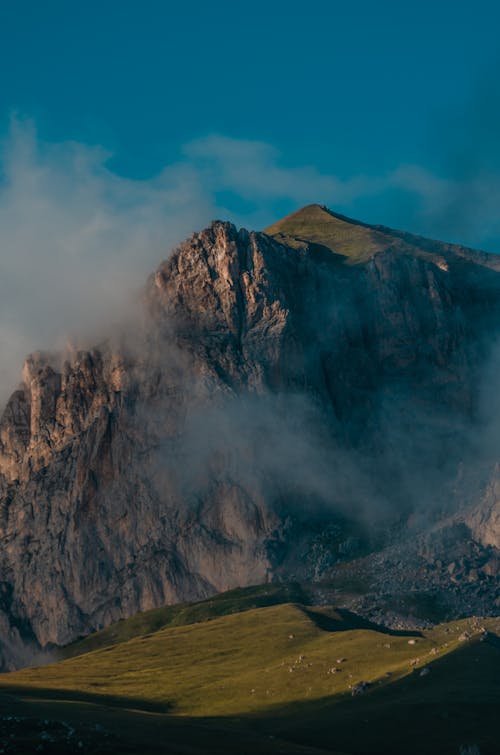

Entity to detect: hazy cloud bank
[0,119,499,404]
[0,120,214,400]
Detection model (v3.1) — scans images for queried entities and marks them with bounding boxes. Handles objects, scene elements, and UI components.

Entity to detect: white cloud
[0,120,498,404]
[184,134,382,205]
[0,120,216,400]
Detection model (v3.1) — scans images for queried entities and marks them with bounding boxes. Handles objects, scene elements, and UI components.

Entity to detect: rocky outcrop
[0,205,499,666]
[467,474,500,550]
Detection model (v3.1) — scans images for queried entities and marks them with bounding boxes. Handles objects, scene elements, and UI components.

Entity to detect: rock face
[0,204,499,666]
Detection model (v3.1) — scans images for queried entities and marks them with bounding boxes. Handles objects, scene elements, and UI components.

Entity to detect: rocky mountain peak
[0,206,499,668]
[264,203,383,260]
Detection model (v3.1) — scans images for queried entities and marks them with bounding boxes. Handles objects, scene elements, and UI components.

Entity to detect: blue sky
[3,1,483,174]
[1,0,500,393]
[2,1,500,238]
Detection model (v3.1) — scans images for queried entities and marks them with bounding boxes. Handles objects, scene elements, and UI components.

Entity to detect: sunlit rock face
[1,205,499,666]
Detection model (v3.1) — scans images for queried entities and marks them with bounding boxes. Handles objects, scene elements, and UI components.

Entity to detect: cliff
[0,204,499,667]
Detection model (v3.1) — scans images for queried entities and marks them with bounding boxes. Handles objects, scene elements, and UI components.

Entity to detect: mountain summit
[266,203,500,269]
[265,203,386,260]
[0,207,499,668]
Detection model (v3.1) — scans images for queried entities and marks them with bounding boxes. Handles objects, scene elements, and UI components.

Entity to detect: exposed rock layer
[0,205,499,667]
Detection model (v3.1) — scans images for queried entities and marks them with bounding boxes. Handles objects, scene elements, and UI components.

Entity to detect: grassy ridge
[62,583,307,658]
[264,204,394,263]
[263,204,454,269]
[7,604,434,717]
[0,589,498,754]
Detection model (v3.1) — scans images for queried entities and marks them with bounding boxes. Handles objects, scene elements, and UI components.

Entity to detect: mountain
[0,204,499,668]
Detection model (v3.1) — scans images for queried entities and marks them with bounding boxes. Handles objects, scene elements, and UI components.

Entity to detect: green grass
[263,204,453,269]
[7,603,435,717]
[63,583,307,658]
[264,204,397,263]
[0,590,498,754]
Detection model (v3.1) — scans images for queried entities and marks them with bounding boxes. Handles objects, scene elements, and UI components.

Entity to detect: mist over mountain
[0,204,499,669]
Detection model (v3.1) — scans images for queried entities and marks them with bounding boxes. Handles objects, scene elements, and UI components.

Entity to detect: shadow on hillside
[301,606,423,638]
[0,689,334,755]
[0,685,171,713]
[0,634,498,755]
[235,634,500,755]
[271,233,353,267]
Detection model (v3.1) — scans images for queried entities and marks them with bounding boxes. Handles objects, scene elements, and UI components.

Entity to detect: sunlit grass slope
[264,204,398,263]
[0,590,498,754]
[264,204,469,269]
[63,583,307,659]
[2,603,438,717]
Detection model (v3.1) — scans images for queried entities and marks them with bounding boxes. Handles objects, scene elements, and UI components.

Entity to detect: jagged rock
[0,205,499,665]
[467,479,500,550]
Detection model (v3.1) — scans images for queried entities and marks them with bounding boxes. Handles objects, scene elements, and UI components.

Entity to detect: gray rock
[0,206,499,665]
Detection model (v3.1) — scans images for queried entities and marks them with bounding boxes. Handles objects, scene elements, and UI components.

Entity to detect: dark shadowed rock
[0,205,499,665]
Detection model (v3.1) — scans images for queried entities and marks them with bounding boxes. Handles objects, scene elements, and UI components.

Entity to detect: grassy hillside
[264,204,399,263]
[0,589,498,754]
[62,583,307,658]
[263,204,480,270]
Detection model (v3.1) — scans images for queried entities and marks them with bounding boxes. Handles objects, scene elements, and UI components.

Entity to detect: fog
[2,115,500,406]
[0,119,214,402]
[152,391,392,525]
[1,114,500,674]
